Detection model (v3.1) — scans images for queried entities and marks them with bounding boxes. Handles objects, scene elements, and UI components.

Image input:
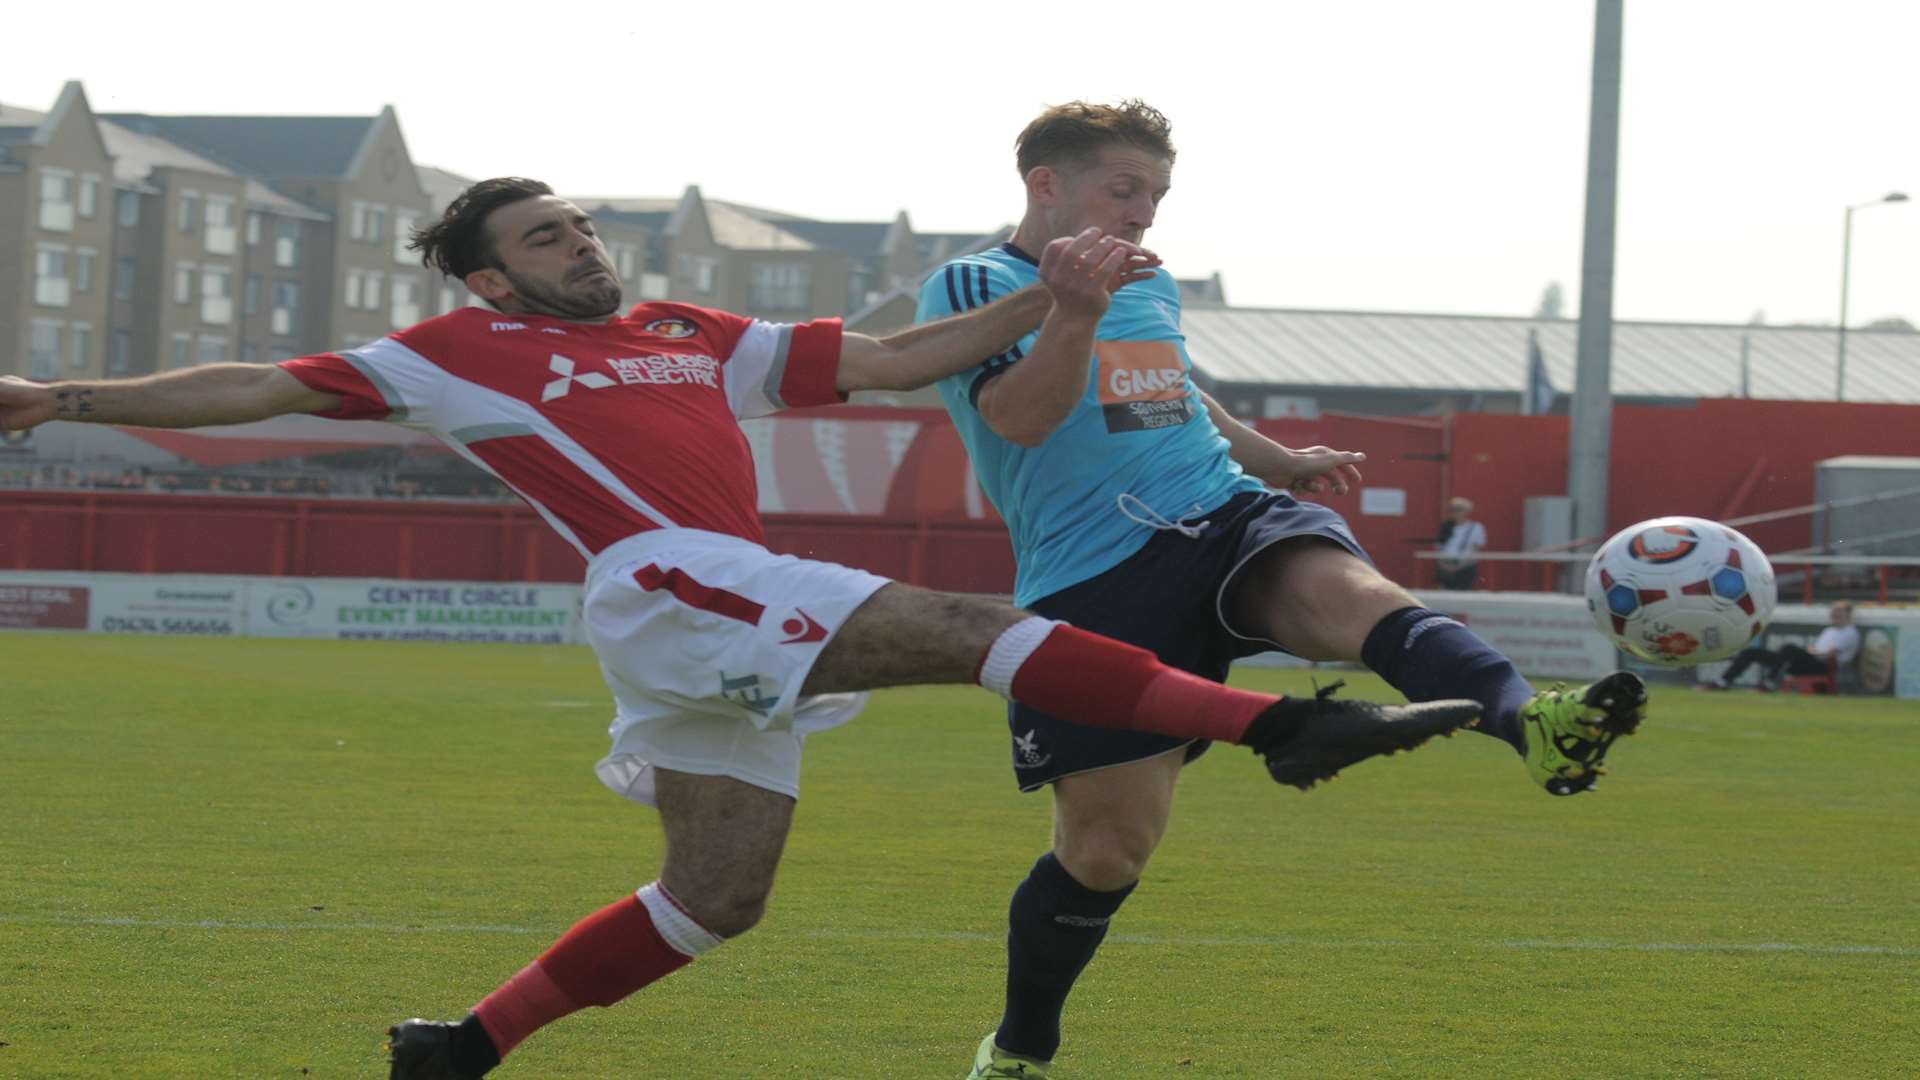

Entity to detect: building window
[364,271,383,310]
[117,190,140,228]
[275,220,301,268]
[240,343,261,363]
[200,267,233,325]
[684,254,718,294]
[393,211,417,262]
[272,281,300,337]
[170,333,192,368]
[268,347,298,362]
[78,174,100,219]
[438,284,458,314]
[113,257,136,301]
[38,170,74,232]
[367,204,387,245]
[70,323,92,371]
[246,211,263,246]
[195,335,227,365]
[204,196,237,255]
[610,243,637,280]
[30,320,63,379]
[390,273,419,327]
[110,330,132,375]
[748,263,810,310]
[178,191,199,234]
[34,245,71,307]
[244,273,262,316]
[75,248,97,294]
[349,201,368,241]
[174,262,195,305]
[345,268,364,310]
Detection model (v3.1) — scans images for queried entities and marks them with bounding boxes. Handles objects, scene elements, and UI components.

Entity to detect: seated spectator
[1708,601,1861,691]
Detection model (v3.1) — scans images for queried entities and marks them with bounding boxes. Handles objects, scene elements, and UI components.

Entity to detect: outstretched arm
[834,228,1157,395]
[0,365,341,431]
[1198,390,1365,496]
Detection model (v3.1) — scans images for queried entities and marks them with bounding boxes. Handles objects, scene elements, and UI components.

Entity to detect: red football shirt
[279,304,844,556]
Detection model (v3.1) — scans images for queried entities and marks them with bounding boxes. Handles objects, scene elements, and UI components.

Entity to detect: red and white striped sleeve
[277,352,393,421]
[721,316,846,419]
[277,328,446,428]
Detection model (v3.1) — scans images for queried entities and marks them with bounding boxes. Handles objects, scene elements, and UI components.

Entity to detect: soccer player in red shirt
[0,177,1478,1078]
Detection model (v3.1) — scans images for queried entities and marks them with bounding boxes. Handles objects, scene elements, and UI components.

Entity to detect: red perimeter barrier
[5,398,1916,593]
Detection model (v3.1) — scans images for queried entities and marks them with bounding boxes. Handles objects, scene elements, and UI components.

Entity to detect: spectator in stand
[1434,497,1487,590]
[1709,601,1861,691]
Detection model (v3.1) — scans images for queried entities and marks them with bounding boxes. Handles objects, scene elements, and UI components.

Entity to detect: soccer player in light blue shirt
[919,101,1651,1079]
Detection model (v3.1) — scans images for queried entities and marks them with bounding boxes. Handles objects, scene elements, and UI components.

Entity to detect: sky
[6,1,1917,327]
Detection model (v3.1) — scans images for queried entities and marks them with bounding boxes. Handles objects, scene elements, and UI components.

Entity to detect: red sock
[472,883,721,1059]
[981,619,1278,743]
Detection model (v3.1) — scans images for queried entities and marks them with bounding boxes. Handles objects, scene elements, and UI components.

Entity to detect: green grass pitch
[3,633,1916,1078]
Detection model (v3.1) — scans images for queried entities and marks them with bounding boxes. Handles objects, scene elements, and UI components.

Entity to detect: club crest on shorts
[1013,729,1052,769]
[643,318,699,339]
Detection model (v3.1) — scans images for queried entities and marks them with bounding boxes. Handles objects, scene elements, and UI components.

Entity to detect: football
[1584,516,1778,667]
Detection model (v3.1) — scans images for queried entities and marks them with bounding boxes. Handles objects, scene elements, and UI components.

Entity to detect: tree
[1863,317,1916,333]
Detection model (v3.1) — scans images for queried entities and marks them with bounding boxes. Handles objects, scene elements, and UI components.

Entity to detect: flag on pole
[1524,329,1556,415]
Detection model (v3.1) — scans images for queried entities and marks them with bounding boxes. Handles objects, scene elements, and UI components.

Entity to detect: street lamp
[1837,191,1910,401]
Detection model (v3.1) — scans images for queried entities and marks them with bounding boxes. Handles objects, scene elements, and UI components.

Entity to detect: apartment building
[2,80,1008,381]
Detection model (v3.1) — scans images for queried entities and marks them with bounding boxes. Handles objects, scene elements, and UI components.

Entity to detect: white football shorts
[582,527,890,806]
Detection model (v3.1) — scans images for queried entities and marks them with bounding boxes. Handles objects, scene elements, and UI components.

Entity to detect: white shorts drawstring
[1115,493,1208,539]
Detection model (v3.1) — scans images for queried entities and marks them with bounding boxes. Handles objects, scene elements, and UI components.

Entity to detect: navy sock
[1361,606,1533,753]
[996,853,1136,1062]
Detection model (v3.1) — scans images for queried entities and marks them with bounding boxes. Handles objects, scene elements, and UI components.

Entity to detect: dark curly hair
[1015,100,1175,178]
[409,177,554,278]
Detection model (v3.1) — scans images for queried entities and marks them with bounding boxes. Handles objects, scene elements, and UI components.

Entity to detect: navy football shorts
[1006,489,1369,791]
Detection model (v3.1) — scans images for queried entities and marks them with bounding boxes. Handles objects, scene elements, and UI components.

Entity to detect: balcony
[39,201,74,233]
[34,278,71,307]
[204,225,238,256]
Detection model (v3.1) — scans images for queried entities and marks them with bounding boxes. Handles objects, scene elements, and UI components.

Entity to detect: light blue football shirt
[917,243,1261,606]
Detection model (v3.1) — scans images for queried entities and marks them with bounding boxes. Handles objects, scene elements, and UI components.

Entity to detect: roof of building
[590,207,672,232]
[96,119,325,218]
[1180,307,1920,404]
[415,164,474,215]
[100,114,375,179]
[753,218,891,256]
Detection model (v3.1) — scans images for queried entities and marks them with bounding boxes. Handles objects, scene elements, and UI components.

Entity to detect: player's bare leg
[801,582,1024,691]
[968,749,1184,1072]
[653,770,795,937]
[1051,750,1183,891]
[805,580,1476,787]
[1228,537,1420,661]
[1231,536,1647,794]
[388,772,791,1079]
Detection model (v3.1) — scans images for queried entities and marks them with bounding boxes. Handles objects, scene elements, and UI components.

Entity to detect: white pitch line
[1,914,1912,958]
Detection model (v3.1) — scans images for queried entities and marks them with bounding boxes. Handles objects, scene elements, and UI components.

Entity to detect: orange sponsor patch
[1094,340,1187,404]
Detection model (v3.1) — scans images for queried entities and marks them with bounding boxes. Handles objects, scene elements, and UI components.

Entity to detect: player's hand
[1277,445,1365,497]
[0,376,58,433]
[1038,228,1160,319]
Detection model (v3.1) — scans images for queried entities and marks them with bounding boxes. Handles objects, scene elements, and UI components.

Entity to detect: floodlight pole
[1836,192,1909,401]
[1568,0,1624,553]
